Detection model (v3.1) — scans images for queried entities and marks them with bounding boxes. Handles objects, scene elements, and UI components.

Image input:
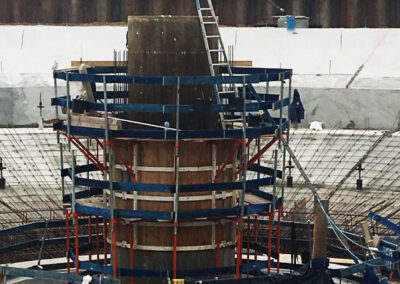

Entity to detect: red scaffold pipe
[104,218,108,267]
[66,210,70,273]
[268,212,274,275]
[236,217,243,278]
[277,206,283,273]
[57,131,108,174]
[237,136,279,177]
[214,140,241,182]
[112,218,118,280]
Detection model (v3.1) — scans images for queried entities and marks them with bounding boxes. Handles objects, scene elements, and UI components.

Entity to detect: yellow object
[173,280,185,284]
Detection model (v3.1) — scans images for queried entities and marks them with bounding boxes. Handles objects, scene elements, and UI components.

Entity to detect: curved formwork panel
[119,16,233,283]
[127,15,219,130]
[113,139,237,284]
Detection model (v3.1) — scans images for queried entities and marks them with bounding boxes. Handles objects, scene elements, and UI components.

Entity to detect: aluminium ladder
[196,0,237,129]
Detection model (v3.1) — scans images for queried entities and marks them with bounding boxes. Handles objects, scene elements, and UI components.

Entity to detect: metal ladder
[195,0,236,129]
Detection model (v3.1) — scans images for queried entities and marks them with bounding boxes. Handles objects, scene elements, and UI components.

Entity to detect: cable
[108,117,177,130]
[285,132,399,269]
[316,198,362,262]
[268,0,285,13]
[320,199,371,251]
[315,197,400,268]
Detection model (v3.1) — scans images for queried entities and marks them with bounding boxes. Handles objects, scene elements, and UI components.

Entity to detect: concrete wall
[0,0,398,27]
[1,26,399,130]
[2,84,400,131]
[265,87,400,130]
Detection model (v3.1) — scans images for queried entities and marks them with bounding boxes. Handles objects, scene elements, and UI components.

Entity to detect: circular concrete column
[111,16,237,284]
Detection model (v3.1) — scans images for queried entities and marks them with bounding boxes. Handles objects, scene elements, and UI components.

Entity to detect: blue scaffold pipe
[54,121,284,140]
[368,211,400,235]
[52,97,280,114]
[54,71,291,85]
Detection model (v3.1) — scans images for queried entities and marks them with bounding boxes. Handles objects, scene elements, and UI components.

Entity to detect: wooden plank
[59,114,122,130]
[312,199,328,259]
[71,60,252,67]
[361,221,373,246]
[245,193,269,205]
[71,61,124,67]
[361,221,382,274]
[230,60,253,67]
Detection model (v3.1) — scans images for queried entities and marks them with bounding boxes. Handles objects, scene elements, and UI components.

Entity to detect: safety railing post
[88,216,92,262]
[60,142,65,204]
[71,151,76,214]
[268,212,273,274]
[246,216,250,278]
[96,216,100,261]
[130,221,135,284]
[173,77,181,280]
[282,71,292,202]
[103,75,118,280]
[53,73,59,118]
[66,73,71,150]
[278,74,284,148]
[277,207,282,273]
[74,213,80,275]
[254,216,258,262]
[240,76,247,218]
[273,149,278,212]
[287,71,292,138]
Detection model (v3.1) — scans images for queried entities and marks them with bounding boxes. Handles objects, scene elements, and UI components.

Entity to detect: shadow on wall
[0,87,55,126]
[2,84,400,131]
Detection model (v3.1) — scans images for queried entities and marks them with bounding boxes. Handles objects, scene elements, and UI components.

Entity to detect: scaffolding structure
[48,64,292,282]
[1,128,400,281]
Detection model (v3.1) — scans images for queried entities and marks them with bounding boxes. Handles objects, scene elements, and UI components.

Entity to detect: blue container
[287,16,296,32]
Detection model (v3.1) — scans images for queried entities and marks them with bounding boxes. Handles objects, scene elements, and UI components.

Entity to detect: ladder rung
[225,119,243,122]
[219,91,236,94]
[197,1,236,130]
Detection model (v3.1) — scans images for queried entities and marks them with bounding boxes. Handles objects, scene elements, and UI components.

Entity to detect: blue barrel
[287,16,296,32]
